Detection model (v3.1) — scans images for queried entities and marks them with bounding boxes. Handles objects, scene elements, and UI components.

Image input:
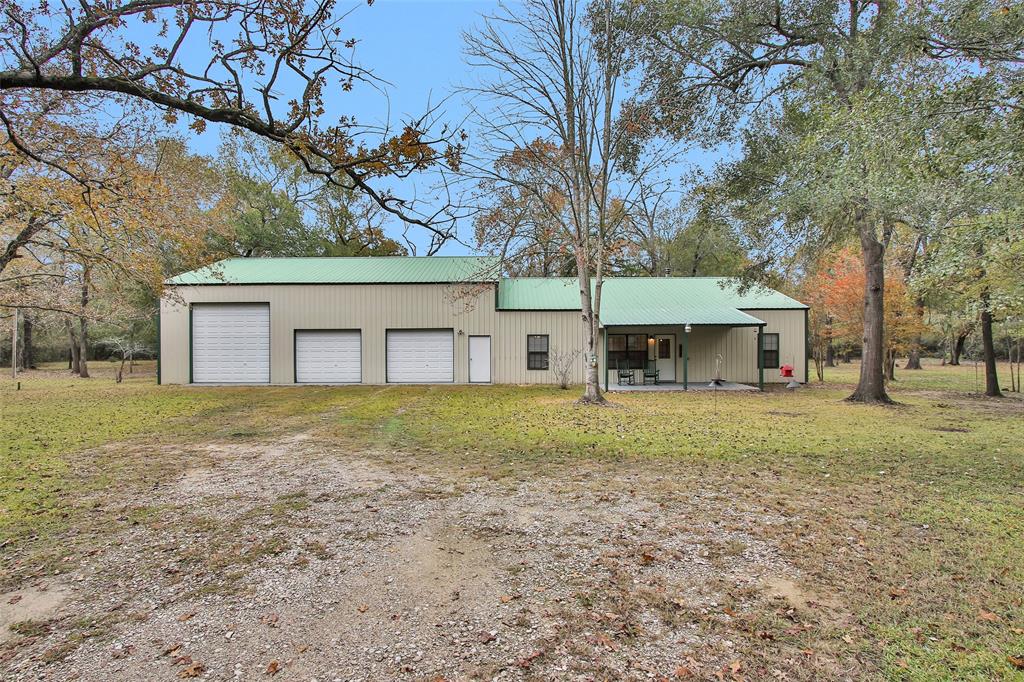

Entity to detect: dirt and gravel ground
[0,428,839,681]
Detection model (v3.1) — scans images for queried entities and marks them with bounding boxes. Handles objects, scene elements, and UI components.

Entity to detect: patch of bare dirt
[0,431,843,681]
[0,583,71,645]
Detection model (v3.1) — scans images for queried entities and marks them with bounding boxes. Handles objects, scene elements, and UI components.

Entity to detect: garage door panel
[192,304,270,384]
[386,330,454,383]
[295,330,361,384]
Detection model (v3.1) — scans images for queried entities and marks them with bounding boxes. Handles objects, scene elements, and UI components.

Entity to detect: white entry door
[191,303,270,384]
[386,329,455,383]
[295,330,361,384]
[655,335,676,382]
[468,336,491,383]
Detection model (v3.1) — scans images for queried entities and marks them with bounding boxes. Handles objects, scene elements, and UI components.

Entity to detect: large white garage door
[386,329,454,383]
[295,330,361,384]
[191,304,270,384]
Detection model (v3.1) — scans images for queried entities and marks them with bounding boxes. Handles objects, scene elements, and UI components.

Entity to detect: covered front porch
[600,321,770,392]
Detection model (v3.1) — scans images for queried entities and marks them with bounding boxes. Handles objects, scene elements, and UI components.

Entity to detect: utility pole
[11,307,18,379]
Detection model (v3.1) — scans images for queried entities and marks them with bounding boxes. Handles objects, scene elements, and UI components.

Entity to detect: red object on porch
[780,364,794,378]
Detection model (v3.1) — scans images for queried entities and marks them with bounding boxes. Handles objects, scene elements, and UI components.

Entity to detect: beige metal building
[159,256,808,388]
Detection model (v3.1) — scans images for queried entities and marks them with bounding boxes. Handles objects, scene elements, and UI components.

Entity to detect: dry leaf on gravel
[177,612,195,622]
[266,659,281,675]
[357,604,369,613]
[178,661,204,678]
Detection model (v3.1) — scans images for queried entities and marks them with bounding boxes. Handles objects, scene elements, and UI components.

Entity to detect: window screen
[527,334,549,370]
[608,334,648,370]
[762,333,780,369]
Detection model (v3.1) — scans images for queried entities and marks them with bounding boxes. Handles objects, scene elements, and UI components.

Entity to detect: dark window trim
[527,334,549,370]
[762,332,780,369]
[607,333,649,370]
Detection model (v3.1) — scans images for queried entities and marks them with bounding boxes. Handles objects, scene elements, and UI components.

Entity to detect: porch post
[682,327,689,391]
[757,325,765,391]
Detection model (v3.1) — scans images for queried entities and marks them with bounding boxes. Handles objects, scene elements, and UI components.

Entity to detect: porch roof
[497,277,806,326]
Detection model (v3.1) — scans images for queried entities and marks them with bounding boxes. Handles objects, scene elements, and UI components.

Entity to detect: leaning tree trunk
[979,295,1002,398]
[848,213,892,403]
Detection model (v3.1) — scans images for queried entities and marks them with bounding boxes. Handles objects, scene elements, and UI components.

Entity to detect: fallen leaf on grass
[978,610,1001,622]
[179,662,204,678]
[1008,655,1024,670]
[266,660,281,675]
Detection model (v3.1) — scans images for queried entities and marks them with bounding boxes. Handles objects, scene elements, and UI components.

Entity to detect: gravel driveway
[1,431,829,681]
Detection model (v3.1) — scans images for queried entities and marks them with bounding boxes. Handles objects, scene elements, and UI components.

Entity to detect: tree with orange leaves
[802,248,926,384]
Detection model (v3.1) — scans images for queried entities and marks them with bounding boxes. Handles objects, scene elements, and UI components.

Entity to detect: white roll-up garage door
[191,304,270,384]
[386,329,454,383]
[295,330,361,384]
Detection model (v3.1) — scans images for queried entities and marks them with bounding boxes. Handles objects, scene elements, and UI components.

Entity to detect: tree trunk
[847,213,892,403]
[576,263,605,404]
[825,337,836,367]
[20,314,35,369]
[78,266,91,378]
[66,318,81,374]
[885,349,896,382]
[78,315,90,378]
[951,332,968,365]
[905,348,922,370]
[979,299,1001,398]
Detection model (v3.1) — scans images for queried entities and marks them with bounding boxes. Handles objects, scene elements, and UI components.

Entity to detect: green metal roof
[167,256,501,285]
[498,277,806,326]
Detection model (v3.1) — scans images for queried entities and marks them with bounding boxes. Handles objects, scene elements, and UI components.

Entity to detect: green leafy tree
[624,0,1022,403]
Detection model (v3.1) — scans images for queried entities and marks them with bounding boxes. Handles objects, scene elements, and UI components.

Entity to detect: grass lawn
[1,358,1022,679]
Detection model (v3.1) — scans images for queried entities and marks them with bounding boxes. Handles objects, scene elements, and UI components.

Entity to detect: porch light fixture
[647,335,655,344]
[684,323,692,333]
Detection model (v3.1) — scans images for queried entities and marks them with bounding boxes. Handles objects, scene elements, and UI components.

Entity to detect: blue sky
[186,0,719,255]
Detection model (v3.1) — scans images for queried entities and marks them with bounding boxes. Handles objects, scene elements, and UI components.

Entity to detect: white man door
[468,335,491,383]
[655,335,675,382]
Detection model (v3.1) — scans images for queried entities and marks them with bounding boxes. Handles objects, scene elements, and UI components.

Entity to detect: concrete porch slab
[608,381,758,392]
